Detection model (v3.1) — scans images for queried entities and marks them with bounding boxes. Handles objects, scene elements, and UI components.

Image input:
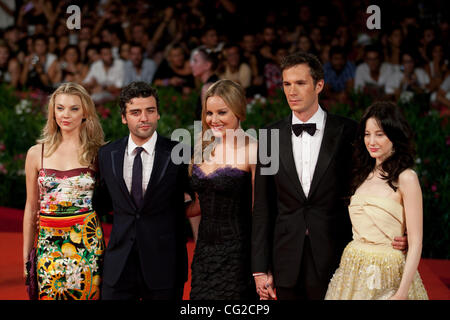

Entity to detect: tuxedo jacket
[251,110,357,288]
[94,134,190,290]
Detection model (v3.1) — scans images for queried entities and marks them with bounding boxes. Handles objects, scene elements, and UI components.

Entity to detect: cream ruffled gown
[325,194,428,300]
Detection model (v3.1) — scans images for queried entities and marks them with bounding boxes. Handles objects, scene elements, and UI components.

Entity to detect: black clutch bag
[25,247,38,300]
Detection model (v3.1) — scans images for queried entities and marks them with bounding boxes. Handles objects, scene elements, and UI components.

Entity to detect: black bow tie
[292,123,316,136]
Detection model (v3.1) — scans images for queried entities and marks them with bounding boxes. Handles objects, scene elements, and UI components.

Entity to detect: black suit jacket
[251,110,357,288]
[94,134,190,290]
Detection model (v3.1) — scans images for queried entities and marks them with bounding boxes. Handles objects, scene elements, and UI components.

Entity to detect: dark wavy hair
[351,101,416,194]
[119,81,159,116]
[280,51,324,85]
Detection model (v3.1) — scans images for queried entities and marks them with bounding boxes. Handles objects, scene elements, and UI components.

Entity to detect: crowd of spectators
[0,0,449,111]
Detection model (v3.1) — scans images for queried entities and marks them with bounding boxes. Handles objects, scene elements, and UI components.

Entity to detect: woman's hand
[23,262,28,280]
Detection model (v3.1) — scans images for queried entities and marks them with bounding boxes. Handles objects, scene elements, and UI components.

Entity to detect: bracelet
[162,78,170,86]
[253,272,266,277]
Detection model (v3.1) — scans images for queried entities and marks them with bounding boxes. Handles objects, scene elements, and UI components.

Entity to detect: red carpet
[1,206,449,300]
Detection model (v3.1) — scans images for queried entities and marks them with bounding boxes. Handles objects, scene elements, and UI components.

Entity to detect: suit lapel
[279,115,307,201]
[308,113,343,198]
[142,136,171,204]
[111,136,136,209]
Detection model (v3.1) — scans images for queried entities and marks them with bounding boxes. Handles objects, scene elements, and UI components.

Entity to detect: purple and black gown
[189,165,256,300]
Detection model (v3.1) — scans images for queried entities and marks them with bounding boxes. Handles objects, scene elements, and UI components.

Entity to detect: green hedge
[0,84,448,259]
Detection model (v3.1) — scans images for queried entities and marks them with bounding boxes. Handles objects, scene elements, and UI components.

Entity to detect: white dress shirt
[385,68,430,95]
[354,62,393,91]
[291,106,326,197]
[123,133,157,195]
[436,74,450,101]
[123,59,157,85]
[27,53,57,73]
[0,0,15,29]
[440,74,450,92]
[83,59,125,88]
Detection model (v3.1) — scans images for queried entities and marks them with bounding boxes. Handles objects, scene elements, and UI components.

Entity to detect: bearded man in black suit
[95,81,190,300]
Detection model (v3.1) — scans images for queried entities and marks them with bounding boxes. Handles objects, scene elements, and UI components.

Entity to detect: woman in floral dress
[23,82,105,300]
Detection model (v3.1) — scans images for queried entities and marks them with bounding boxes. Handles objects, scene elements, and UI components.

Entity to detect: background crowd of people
[0,0,449,110]
[6,0,443,302]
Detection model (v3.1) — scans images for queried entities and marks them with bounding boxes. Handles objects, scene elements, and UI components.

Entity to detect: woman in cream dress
[325,101,428,300]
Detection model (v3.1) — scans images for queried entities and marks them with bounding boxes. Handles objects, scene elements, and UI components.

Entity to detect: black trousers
[276,236,329,300]
[101,242,184,300]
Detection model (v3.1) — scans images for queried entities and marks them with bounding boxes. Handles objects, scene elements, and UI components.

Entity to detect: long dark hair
[351,101,415,194]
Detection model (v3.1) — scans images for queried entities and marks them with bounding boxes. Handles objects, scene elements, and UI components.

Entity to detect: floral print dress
[37,165,105,300]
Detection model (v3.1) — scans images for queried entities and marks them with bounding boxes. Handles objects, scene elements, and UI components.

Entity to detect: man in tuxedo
[251,52,407,300]
[94,81,190,300]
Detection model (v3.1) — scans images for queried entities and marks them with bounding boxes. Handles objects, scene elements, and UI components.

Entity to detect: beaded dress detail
[189,165,256,300]
[325,194,428,300]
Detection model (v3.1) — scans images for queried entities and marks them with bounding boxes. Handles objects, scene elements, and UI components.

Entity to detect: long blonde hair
[190,79,247,174]
[37,82,105,166]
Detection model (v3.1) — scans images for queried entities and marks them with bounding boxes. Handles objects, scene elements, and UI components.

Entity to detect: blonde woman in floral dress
[23,82,105,300]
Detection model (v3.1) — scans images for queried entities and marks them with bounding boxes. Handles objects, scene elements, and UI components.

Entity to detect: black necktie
[292,123,316,136]
[131,147,144,208]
